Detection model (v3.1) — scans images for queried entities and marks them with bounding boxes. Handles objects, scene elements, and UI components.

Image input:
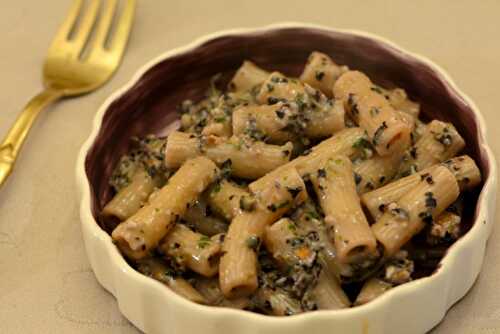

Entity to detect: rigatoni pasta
[164,131,292,179]
[371,166,460,256]
[207,180,249,221]
[333,71,413,156]
[232,99,345,143]
[311,155,378,264]
[103,169,156,220]
[228,60,270,94]
[158,224,223,277]
[111,156,218,260]
[103,51,483,314]
[354,277,392,306]
[398,120,465,176]
[219,168,307,298]
[300,51,348,97]
[362,155,481,220]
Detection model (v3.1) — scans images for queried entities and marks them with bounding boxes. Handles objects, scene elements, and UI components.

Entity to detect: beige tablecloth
[0,1,499,333]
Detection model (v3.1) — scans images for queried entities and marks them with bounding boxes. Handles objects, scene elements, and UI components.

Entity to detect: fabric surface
[0,1,499,333]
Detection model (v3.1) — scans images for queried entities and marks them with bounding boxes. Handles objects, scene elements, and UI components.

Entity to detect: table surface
[1,1,499,333]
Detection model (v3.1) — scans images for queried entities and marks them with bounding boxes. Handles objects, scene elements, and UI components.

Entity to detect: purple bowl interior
[85,27,490,250]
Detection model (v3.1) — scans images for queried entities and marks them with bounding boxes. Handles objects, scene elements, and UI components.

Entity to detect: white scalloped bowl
[76,23,497,334]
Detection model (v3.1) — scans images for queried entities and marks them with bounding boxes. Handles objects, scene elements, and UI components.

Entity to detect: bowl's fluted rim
[76,22,497,323]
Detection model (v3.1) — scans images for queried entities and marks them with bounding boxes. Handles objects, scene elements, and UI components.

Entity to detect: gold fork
[0,0,136,187]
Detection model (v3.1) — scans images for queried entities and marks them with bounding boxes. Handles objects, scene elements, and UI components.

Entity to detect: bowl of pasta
[76,23,496,334]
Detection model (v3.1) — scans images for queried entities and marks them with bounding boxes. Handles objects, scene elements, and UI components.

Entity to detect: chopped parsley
[212,182,221,193]
[214,115,226,123]
[352,137,373,159]
[306,210,321,220]
[198,235,211,249]
[246,235,261,250]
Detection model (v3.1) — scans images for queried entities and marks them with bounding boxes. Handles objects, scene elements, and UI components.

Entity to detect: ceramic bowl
[76,23,497,334]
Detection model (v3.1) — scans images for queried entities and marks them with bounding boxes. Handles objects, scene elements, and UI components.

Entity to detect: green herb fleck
[214,116,226,123]
[212,182,221,193]
[306,210,320,220]
[246,235,261,250]
[198,235,211,249]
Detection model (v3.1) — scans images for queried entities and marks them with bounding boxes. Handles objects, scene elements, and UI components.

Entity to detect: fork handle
[0,89,63,187]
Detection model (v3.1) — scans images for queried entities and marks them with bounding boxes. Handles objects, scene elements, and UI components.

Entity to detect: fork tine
[51,0,84,45]
[71,0,101,56]
[108,0,136,57]
[91,0,118,48]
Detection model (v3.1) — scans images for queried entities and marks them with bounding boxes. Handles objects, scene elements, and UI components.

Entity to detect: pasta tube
[194,277,250,309]
[228,60,269,93]
[219,168,307,298]
[304,269,351,310]
[362,155,481,220]
[442,155,482,190]
[103,169,156,220]
[257,72,307,104]
[164,131,292,179]
[333,71,412,156]
[232,103,297,143]
[254,287,303,316]
[311,155,378,263]
[207,180,249,221]
[387,88,420,119]
[353,147,407,194]
[232,101,344,143]
[371,166,459,256]
[112,157,218,260]
[263,218,315,268]
[354,278,392,306]
[159,224,223,277]
[299,51,348,97]
[398,120,465,176]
